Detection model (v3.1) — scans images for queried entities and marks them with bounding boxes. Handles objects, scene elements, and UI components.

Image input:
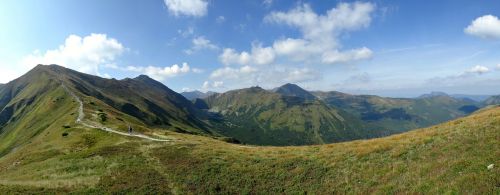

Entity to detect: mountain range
[202,86,369,145]
[0,65,498,193]
[484,95,500,105]
[180,90,217,100]
[1,65,497,149]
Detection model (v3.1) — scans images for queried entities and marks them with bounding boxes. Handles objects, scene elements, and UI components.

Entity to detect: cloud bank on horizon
[0,0,499,97]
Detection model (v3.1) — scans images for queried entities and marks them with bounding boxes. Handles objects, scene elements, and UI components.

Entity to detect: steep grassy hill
[0,97,498,194]
[0,65,213,156]
[203,86,383,145]
[313,91,480,133]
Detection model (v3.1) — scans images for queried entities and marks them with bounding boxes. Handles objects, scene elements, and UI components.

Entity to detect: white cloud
[192,36,218,50]
[126,62,191,81]
[321,47,373,64]
[426,65,491,87]
[202,80,224,90]
[208,65,320,89]
[216,16,226,23]
[192,68,204,73]
[102,73,112,79]
[425,65,490,86]
[178,27,195,37]
[218,2,375,66]
[185,36,219,54]
[219,48,251,66]
[251,44,275,65]
[209,66,257,79]
[164,0,208,17]
[21,33,125,76]
[465,15,500,39]
[265,2,374,41]
[240,65,258,74]
[219,44,275,66]
[264,2,375,64]
[466,65,489,74]
[263,0,273,8]
[496,64,500,70]
[285,68,319,83]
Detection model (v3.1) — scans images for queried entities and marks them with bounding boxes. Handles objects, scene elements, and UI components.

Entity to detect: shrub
[62,132,69,137]
[98,112,107,122]
[219,137,242,144]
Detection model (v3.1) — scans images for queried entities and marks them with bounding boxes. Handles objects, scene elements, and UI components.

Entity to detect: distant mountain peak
[274,83,316,100]
[133,74,154,81]
[419,91,450,98]
[248,86,264,91]
[181,90,217,100]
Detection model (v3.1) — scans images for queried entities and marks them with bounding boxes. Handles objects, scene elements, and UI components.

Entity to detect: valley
[0,65,497,194]
[1,1,499,193]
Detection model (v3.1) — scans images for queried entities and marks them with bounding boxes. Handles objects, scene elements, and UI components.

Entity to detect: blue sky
[1,0,499,97]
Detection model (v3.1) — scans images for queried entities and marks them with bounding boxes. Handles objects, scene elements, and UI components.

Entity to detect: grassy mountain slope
[204,87,381,145]
[0,65,214,156]
[484,95,500,105]
[0,66,77,157]
[0,99,498,194]
[57,66,210,133]
[313,91,480,133]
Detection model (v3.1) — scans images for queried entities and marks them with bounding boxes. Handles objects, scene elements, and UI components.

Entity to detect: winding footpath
[62,84,170,142]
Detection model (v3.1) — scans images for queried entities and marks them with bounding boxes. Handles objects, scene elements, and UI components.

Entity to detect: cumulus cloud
[164,0,208,17]
[218,2,374,66]
[426,65,491,87]
[21,33,125,76]
[265,2,374,42]
[208,64,320,90]
[265,2,374,64]
[126,62,191,81]
[219,49,251,66]
[209,66,257,79]
[263,0,273,8]
[322,47,373,64]
[219,44,275,66]
[185,36,219,54]
[465,15,500,39]
[466,65,490,74]
[202,80,224,90]
[285,68,319,83]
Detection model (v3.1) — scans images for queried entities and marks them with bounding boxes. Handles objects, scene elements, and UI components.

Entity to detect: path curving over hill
[62,84,170,142]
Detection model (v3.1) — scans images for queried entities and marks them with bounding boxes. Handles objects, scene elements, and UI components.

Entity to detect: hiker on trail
[128,125,133,134]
